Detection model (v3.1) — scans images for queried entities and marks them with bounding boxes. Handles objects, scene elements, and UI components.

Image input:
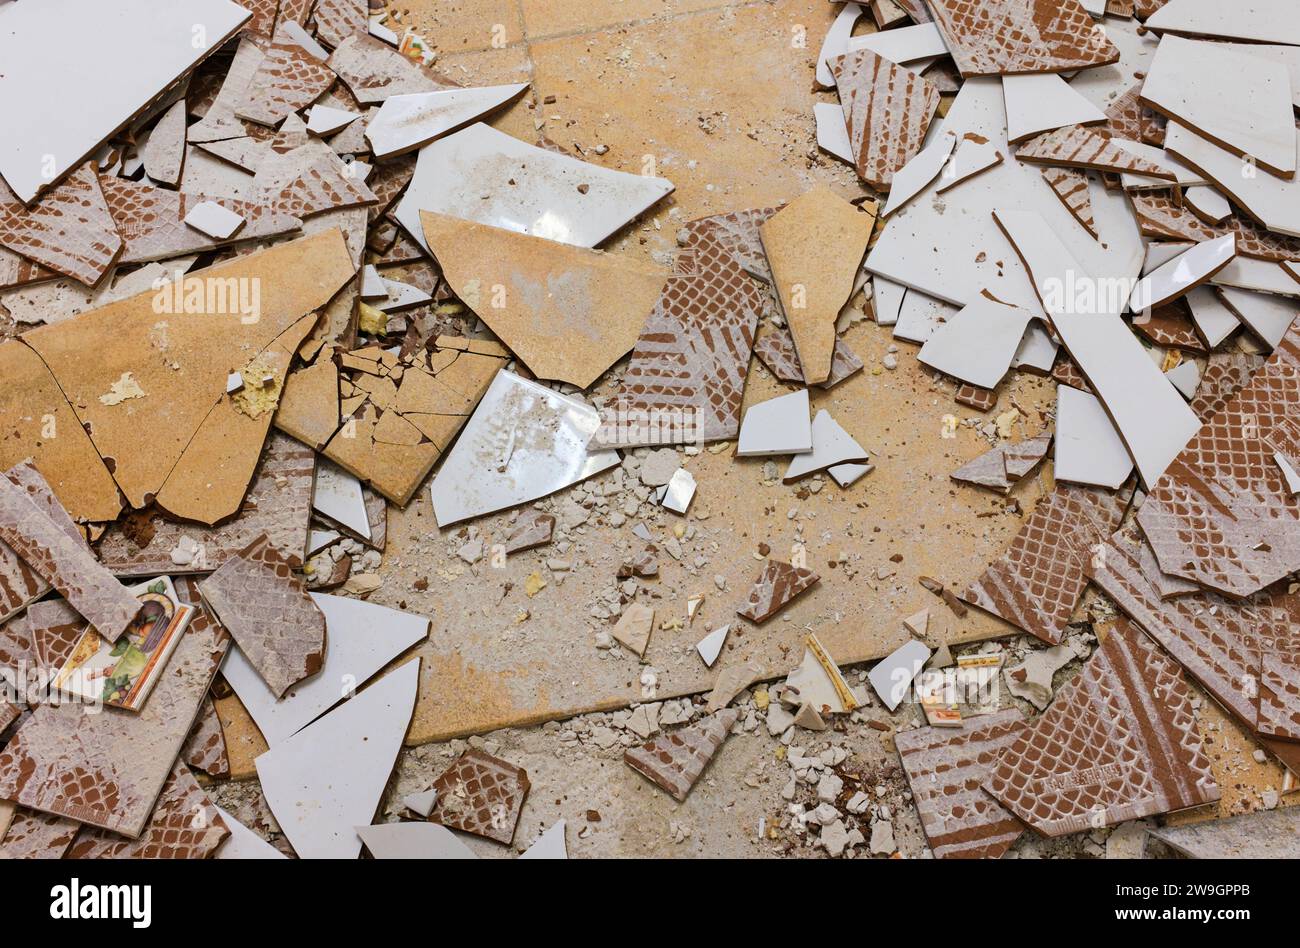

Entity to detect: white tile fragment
[1183,186,1231,225]
[519,820,568,860]
[815,2,866,88]
[737,389,812,457]
[313,458,372,540]
[1054,385,1134,489]
[1146,0,1300,64]
[1165,360,1202,400]
[868,639,930,712]
[828,462,873,488]
[365,85,529,159]
[695,625,730,667]
[655,468,697,515]
[784,410,869,483]
[882,132,956,218]
[1185,286,1241,348]
[917,294,1036,388]
[814,102,854,165]
[1002,73,1106,144]
[214,806,288,860]
[183,200,246,240]
[306,105,361,137]
[360,264,388,300]
[355,821,478,860]
[1217,287,1300,350]
[1128,235,1236,312]
[936,137,1002,193]
[402,789,438,817]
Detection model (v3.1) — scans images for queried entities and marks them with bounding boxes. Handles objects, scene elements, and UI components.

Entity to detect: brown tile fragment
[736,559,820,624]
[183,696,232,778]
[829,50,940,190]
[954,382,997,411]
[1052,357,1092,393]
[0,463,86,623]
[984,621,1219,835]
[504,511,556,554]
[1127,191,1300,264]
[926,0,1119,77]
[1133,300,1206,352]
[1258,652,1300,742]
[895,710,1028,859]
[428,748,530,845]
[27,598,86,669]
[0,809,79,860]
[1040,167,1096,238]
[1188,352,1265,423]
[624,708,740,802]
[1016,125,1172,178]
[314,0,368,48]
[235,24,337,127]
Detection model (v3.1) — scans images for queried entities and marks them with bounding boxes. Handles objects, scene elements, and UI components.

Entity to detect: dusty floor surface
[209,0,1297,857]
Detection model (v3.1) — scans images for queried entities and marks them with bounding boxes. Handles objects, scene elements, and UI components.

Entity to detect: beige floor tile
[400,0,526,54]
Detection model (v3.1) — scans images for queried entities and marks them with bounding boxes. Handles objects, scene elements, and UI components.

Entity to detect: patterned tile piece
[504,511,556,555]
[894,710,1028,859]
[1104,84,1166,147]
[327,34,457,104]
[962,482,1133,644]
[428,749,530,845]
[926,0,1119,77]
[0,599,228,837]
[1127,192,1300,264]
[753,321,864,390]
[235,24,337,127]
[67,761,229,859]
[1189,352,1265,423]
[1133,301,1205,352]
[182,696,231,778]
[198,534,326,698]
[1016,125,1171,177]
[1258,652,1300,741]
[97,432,315,576]
[100,178,301,264]
[1137,322,1300,597]
[27,598,85,669]
[624,709,740,802]
[0,462,85,624]
[0,612,38,672]
[683,207,781,285]
[0,700,18,733]
[255,144,378,220]
[829,50,940,190]
[951,447,1010,490]
[736,559,821,623]
[314,0,367,48]
[0,470,141,642]
[0,809,79,859]
[1040,167,1096,237]
[954,382,997,411]
[0,245,55,290]
[984,621,1220,835]
[0,165,122,287]
[1052,358,1092,393]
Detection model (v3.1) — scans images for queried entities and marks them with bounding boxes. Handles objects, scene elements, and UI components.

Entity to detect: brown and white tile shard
[1128,192,1300,265]
[1040,167,1096,238]
[0,165,122,287]
[962,482,1133,645]
[504,511,556,555]
[198,534,326,698]
[736,559,821,624]
[753,323,863,389]
[428,749,530,845]
[0,809,80,860]
[1016,125,1173,179]
[829,49,940,190]
[0,463,86,624]
[624,708,740,802]
[1137,321,1300,598]
[182,696,232,778]
[1189,352,1265,423]
[984,621,1220,836]
[894,710,1028,859]
[235,24,337,127]
[926,0,1120,78]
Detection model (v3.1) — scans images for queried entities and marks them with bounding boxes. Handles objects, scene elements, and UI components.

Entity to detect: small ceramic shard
[951,448,1010,492]
[1016,125,1173,178]
[793,703,828,731]
[0,164,123,287]
[737,389,812,457]
[504,511,556,554]
[214,805,287,860]
[612,603,654,658]
[313,459,372,541]
[366,84,529,158]
[183,200,247,240]
[183,696,231,778]
[1147,808,1300,860]
[814,102,854,164]
[356,821,477,859]
[881,132,956,218]
[656,468,697,515]
[1183,186,1231,227]
[736,559,820,623]
[1128,235,1236,312]
[1002,73,1107,144]
[328,33,451,104]
[1218,287,1300,351]
[918,295,1037,389]
[695,624,729,667]
[828,462,873,487]
[1184,286,1241,350]
[403,789,438,817]
[1040,166,1096,237]
[1164,360,1201,400]
[624,708,740,802]
[142,99,188,187]
[868,639,931,711]
[234,22,337,128]
[1054,386,1135,489]
[784,634,857,715]
[936,135,1003,192]
[428,749,530,845]
[783,410,869,482]
[519,820,567,860]
[706,660,764,712]
[815,2,866,87]
[306,104,360,137]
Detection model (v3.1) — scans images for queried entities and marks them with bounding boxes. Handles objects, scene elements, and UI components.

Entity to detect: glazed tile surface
[428,748,530,845]
[736,559,821,623]
[624,708,740,802]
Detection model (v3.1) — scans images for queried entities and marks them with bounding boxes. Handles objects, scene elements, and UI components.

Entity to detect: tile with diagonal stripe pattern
[624,708,740,802]
[1016,125,1172,178]
[1040,167,1096,238]
[926,0,1120,77]
[1127,191,1300,264]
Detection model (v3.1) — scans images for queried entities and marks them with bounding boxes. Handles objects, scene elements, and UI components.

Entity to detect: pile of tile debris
[0,0,1298,860]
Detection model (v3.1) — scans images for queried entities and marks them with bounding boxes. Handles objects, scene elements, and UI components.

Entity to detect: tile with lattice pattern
[1189,352,1265,423]
[682,207,781,285]
[314,0,367,48]
[27,598,85,669]
[0,600,228,837]
[0,699,18,733]
[199,534,325,698]
[1138,322,1300,597]
[829,50,939,190]
[1259,652,1300,741]
[1104,84,1166,147]
[0,808,79,859]
[1041,167,1096,238]
[963,482,1133,644]
[254,143,378,220]
[428,748,530,844]
[1051,357,1092,393]
[954,382,997,411]
[926,0,1119,77]
[0,469,140,643]
[0,164,122,287]
[895,710,1028,859]
[1133,300,1205,352]
[736,560,820,623]
[183,696,231,778]
[753,323,863,389]
[1128,192,1300,264]
[0,244,55,290]
[235,23,337,127]
[0,462,85,624]
[0,612,36,672]
[625,708,740,802]
[985,621,1219,835]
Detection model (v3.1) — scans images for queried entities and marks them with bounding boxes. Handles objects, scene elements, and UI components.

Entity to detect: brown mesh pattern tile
[100,177,301,264]
[926,0,1119,77]
[0,164,122,287]
[235,24,337,127]
[27,598,86,669]
[255,145,378,220]
[0,463,84,624]
[1128,192,1300,264]
[1190,352,1265,423]
[0,809,79,859]
[753,323,863,389]
[829,49,940,190]
[67,762,229,859]
[198,534,325,698]
[0,612,37,671]
[0,603,228,837]
[182,696,231,778]
[984,621,1219,836]
[895,710,1028,859]
[0,700,18,733]
[1104,84,1166,147]
[1137,323,1300,597]
[624,708,740,802]
[1259,652,1300,741]
[0,470,141,642]
[1041,167,1096,237]
[954,382,997,411]
[314,0,367,48]
[736,559,821,623]
[365,155,417,224]
[428,748,530,844]
[963,482,1133,644]
[1052,358,1092,393]
[1133,301,1206,352]
[684,207,780,284]
[1017,125,1170,177]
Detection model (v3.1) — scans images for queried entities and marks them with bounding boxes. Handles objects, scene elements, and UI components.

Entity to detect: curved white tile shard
[365,84,529,158]
[257,659,420,860]
[394,123,674,251]
[816,2,866,88]
[1054,385,1134,489]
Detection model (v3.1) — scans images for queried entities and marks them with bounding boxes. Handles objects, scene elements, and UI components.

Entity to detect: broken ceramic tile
[306,104,361,137]
[655,468,697,515]
[736,559,820,624]
[141,99,188,188]
[1129,235,1236,312]
[0,463,86,624]
[984,621,1219,835]
[695,624,729,667]
[327,33,453,104]
[313,459,371,541]
[234,22,337,128]
[198,534,326,698]
[1003,74,1107,144]
[395,123,674,253]
[783,410,869,482]
[752,323,863,389]
[257,658,419,858]
[183,200,247,240]
[814,102,855,165]
[1133,301,1208,353]
[882,132,956,218]
[815,2,867,87]
[367,84,529,158]
[624,709,739,802]
[0,809,81,860]
[0,165,123,287]
[951,446,1012,492]
[784,634,858,716]
[519,820,567,860]
[222,593,428,745]
[1040,168,1097,237]
[1148,808,1300,860]
[1164,360,1202,400]
[926,0,1119,77]
[1004,643,1077,710]
[737,389,812,457]
[183,696,231,778]
[894,710,1027,859]
[427,748,530,845]
[504,511,556,554]
[1054,385,1135,489]
[936,135,1004,193]
[612,603,654,658]
[1145,0,1300,47]
[918,295,1037,389]
[1016,125,1173,179]
[706,661,764,713]
[868,639,931,711]
[214,805,287,860]
[357,821,477,859]
[828,462,873,488]
[402,789,438,818]
[1218,287,1300,351]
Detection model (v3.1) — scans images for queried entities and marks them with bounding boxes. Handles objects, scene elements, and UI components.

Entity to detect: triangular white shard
[828,462,872,487]
[403,789,438,817]
[394,123,674,252]
[1002,74,1106,144]
[893,290,958,344]
[936,137,1002,193]
[360,264,387,299]
[1146,0,1300,47]
[355,821,478,859]
[257,659,420,860]
[376,277,432,311]
[917,294,1036,389]
[183,200,245,239]
[815,102,854,164]
[695,624,729,667]
[214,805,287,860]
[1114,139,1208,190]
[815,2,866,87]
[430,370,621,527]
[842,22,949,67]
[1165,361,1201,400]
[519,820,568,860]
[366,84,529,158]
[1183,186,1231,225]
[1218,287,1300,350]
[306,105,361,137]
[1054,385,1134,490]
[868,639,930,712]
[784,410,869,482]
[307,528,341,555]
[785,635,856,714]
[873,278,906,326]
[1185,286,1241,348]
[313,459,372,540]
[1011,321,1059,372]
[1276,452,1300,496]
[1211,257,1300,297]
[737,389,812,457]
[882,132,956,218]
[1129,235,1236,312]
[225,595,429,744]
[1144,242,1196,275]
